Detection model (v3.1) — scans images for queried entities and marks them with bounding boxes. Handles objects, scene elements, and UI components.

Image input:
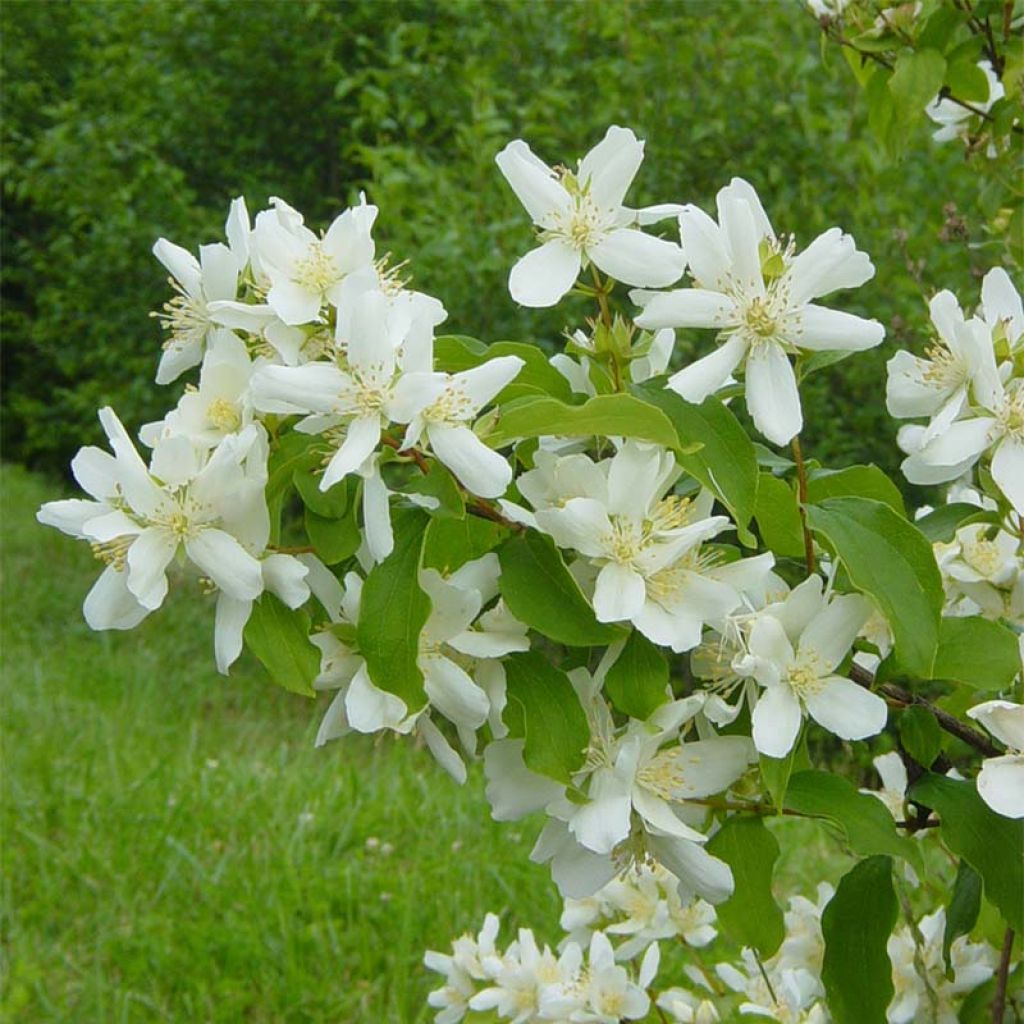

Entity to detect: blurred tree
[1,0,981,481]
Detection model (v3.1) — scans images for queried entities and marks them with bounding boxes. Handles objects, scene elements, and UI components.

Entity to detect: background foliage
[1,0,984,482]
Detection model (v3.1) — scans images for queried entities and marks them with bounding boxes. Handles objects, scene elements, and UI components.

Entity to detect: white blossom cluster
[888,267,1024,515]
[427,874,1006,1023]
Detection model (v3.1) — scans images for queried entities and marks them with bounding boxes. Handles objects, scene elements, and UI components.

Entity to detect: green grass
[0,464,904,1022]
[0,464,561,1022]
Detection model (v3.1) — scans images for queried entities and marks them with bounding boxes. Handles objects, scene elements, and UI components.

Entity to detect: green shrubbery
[1,0,982,479]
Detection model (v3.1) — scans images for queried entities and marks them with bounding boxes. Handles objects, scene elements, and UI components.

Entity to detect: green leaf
[400,460,465,519]
[604,630,669,719]
[899,706,942,768]
[913,502,997,542]
[422,515,508,573]
[888,49,947,125]
[801,347,858,377]
[243,594,319,697]
[760,745,800,814]
[946,58,993,102]
[943,861,982,967]
[821,856,897,1024]
[805,497,943,677]
[267,430,320,501]
[357,510,431,711]
[909,774,1024,932]
[503,651,589,783]
[785,770,924,872]
[487,393,682,451]
[294,466,349,518]
[434,336,574,404]
[497,531,622,646]
[706,817,785,957]
[305,506,360,565]
[753,473,805,558]
[931,616,1022,691]
[806,464,905,516]
[632,384,759,543]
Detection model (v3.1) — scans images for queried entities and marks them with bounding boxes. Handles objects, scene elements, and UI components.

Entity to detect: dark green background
[1,0,981,479]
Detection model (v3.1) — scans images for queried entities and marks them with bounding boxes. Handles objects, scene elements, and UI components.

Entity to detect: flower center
[647,494,693,533]
[996,388,1024,439]
[292,241,340,295]
[207,397,241,432]
[603,516,644,564]
[744,295,779,338]
[786,656,825,699]
[922,341,967,389]
[961,536,1003,577]
[423,383,474,425]
[91,535,134,571]
[153,282,209,350]
[637,749,690,800]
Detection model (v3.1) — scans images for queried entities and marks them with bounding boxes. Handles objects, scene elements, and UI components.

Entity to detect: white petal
[484,739,563,821]
[152,238,201,295]
[361,467,394,563]
[671,737,755,798]
[71,446,119,500]
[423,655,490,729]
[976,755,1024,818]
[751,684,803,758]
[508,240,581,308]
[262,554,310,608]
[346,662,411,734]
[125,528,177,610]
[314,689,350,747]
[648,835,734,905]
[198,242,238,301]
[799,593,873,672]
[966,700,1024,750]
[569,773,632,854]
[589,229,685,288]
[214,594,252,673]
[666,335,748,403]
[797,305,885,352]
[593,562,647,622]
[578,125,644,209]
[678,204,731,290]
[633,288,736,330]
[805,676,888,741]
[321,415,381,491]
[37,499,107,539]
[535,497,612,558]
[418,716,467,784]
[786,227,874,304]
[745,343,802,445]
[267,278,321,326]
[981,266,1024,343]
[427,424,511,499]
[716,193,762,292]
[83,566,150,630]
[495,139,570,223]
[251,363,348,416]
[991,436,1024,515]
[452,355,525,412]
[185,528,263,601]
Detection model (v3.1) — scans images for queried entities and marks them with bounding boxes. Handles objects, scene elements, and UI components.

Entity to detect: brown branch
[467,497,522,531]
[269,544,316,555]
[848,663,1002,758]
[791,436,816,574]
[991,927,1015,1024]
[380,435,430,474]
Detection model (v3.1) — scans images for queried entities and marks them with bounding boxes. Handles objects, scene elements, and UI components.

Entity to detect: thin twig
[269,544,316,555]
[991,927,1015,1024]
[848,663,1003,758]
[380,435,430,473]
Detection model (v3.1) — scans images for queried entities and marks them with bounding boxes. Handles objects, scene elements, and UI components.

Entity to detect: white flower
[887,908,998,1023]
[424,913,504,1024]
[737,576,887,757]
[37,410,308,672]
[391,357,525,498]
[141,330,257,449]
[965,700,1024,818]
[251,195,377,325]
[251,288,411,491]
[151,203,246,383]
[496,125,685,307]
[526,442,742,639]
[717,951,827,1023]
[568,932,658,1023]
[979,266,1024,355]
[633,177,883,445]
[656,988,720,1024]
[926,61,1005,147]
[885,294,996,441]
[898,374,1024,515]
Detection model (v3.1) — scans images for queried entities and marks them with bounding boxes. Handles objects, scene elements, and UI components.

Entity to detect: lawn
[1,463,851,1022]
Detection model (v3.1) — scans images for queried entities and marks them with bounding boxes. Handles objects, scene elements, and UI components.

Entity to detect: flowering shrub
[37,8,1023,1020]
